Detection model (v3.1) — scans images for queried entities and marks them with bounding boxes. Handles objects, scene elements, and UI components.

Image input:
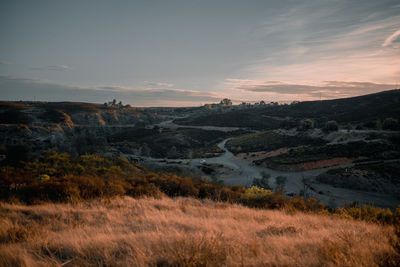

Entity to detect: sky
[0,0,399,106]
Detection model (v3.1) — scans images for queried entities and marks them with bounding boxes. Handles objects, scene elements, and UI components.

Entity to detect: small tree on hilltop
[220,98,232,106]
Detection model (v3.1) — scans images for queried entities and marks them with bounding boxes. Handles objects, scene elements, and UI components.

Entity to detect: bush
[324,120,339,132]
[240,186,274,208]
[383,118,399,130]
[299,119,314,130]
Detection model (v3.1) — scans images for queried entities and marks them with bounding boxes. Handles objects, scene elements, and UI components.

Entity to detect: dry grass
[0,197,399,266]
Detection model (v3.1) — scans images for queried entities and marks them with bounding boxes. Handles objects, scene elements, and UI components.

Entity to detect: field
[255,141,398,168]
[226,130,325,154]
[1,196,399,267]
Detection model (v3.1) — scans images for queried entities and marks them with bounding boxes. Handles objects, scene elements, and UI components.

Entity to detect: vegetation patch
[316,162,400,195]
[256,141,399,167]
[226,130,325,154]
[109,127,245,158]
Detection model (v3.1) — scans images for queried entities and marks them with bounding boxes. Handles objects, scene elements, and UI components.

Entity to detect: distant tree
[299,119,315,130]
[204,104,212,110]
[140,143,151,157]
[300,176,311,198]
[252,172,271,190]
[168,146,177,157]
[324,120,339,132]
[219,98,232,106]
[382,117,398,130]
[112,99,117,106]
[275,176,287,192]
[259,100,266,105]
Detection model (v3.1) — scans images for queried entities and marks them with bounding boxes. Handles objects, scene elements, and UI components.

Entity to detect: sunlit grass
[1,196,399,266]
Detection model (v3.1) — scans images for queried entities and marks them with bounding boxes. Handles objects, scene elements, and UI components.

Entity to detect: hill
[175,89,400,129]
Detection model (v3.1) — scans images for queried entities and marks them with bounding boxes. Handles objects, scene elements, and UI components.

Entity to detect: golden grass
[0,197,399,266]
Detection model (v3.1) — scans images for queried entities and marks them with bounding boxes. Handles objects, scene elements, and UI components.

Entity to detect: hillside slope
[1,197,399,266]
[175,89,400,129]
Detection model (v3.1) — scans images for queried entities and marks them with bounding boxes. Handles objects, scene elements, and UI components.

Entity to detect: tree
[299,119,314,130]
[324,120,339,132]
[252,172,271,190]
[140,143,151,157]
[275,176,287,192]
[219,98,232,106]
[382,117,398,130]
[300,176,311,198]
[204,104,212,110]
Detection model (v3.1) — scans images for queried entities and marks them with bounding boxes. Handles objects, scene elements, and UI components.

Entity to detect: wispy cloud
[224,78,398,99]
[143,81,174,88]
[234,2,400,85]
[0,76,221,107]
[30,65,70,71]
[382,29,400,47]
[0,61,11,65]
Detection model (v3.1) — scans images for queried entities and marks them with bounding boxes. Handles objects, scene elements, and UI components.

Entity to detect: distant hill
[175,89,400,129]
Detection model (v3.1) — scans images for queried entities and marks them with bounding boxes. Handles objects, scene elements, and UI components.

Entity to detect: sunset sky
[1,0,399,106]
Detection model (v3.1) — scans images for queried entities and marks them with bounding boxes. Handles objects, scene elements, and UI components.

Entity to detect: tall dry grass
[0,196,399,266]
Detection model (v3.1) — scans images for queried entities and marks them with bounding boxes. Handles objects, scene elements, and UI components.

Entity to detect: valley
[1,89,400,209]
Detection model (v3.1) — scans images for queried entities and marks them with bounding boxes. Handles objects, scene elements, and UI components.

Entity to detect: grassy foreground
[1,196,399,266]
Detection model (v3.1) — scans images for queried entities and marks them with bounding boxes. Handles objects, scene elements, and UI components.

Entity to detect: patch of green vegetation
[257,141,398,166]
[109,127,245,158]
[226,130,325,154]
[0,102,31,124]
[175,110,284,130]
[0,109,31,124]
[0,101,28,111]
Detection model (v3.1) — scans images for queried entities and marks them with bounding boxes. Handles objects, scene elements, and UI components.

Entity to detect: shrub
[324,120,339,132]
[299,118,314,130]
[37,174,50,182]
[383,117,399,130]
[240,186,274,208]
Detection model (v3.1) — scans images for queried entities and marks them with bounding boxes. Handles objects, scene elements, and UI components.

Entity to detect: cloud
[382,29,400,47]
[30,65,70,71]
[237,4,400,84]
[225,78,398,99]
[0,61,11,65]
[0,76,221,107]
[143,81,174,88]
